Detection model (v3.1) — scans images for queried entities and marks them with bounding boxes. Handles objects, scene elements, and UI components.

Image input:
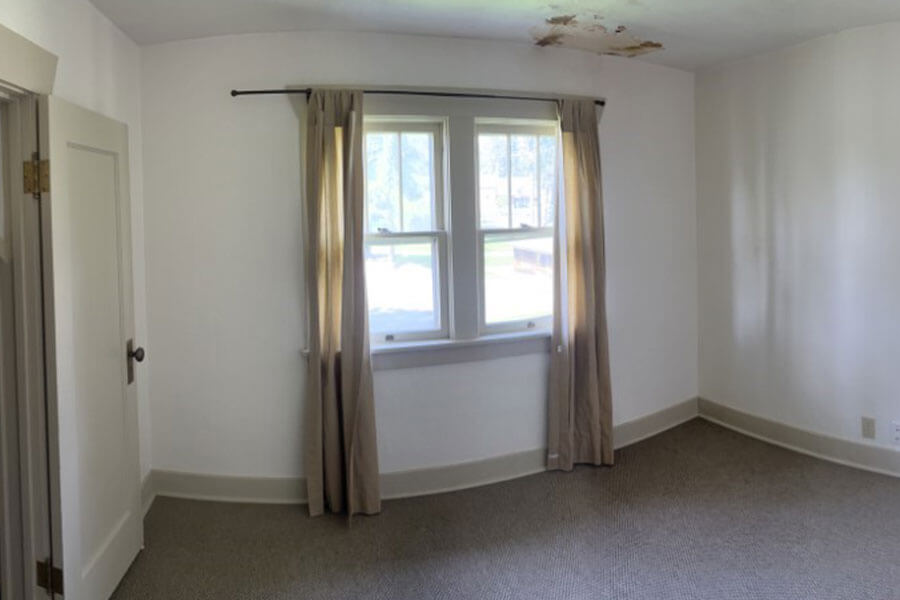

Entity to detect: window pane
[510,135,538,228]
[478,134,509,228]
[539,135,557,227]
[366,240,439,333]
[365,132,400,232]
[483,234,553,324]
[400,132,434,231]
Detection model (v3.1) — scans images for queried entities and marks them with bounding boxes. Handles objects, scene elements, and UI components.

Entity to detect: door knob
[126,339,145,384]
[129,346,145,362]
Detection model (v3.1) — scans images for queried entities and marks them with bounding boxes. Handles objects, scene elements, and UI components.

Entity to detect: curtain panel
[547,98,614,471]
[303,89,381,517]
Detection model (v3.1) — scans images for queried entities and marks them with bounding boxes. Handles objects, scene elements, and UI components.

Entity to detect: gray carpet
[112,419,900,599]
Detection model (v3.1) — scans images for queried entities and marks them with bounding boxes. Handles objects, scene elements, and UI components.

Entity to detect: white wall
[142,31,698,478]
[0,1,151,476]
[697,22,900,449]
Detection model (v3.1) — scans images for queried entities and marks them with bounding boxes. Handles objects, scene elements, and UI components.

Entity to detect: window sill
[371,331,551,371]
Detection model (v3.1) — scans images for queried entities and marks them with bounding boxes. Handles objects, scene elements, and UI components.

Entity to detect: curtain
[547,98,614,471]
[303,89,381,517]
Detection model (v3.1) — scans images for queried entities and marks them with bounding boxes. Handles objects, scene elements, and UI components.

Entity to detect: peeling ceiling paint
[532,13,663,57]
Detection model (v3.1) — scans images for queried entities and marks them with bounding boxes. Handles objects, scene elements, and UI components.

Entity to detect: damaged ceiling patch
[532,13,663,58]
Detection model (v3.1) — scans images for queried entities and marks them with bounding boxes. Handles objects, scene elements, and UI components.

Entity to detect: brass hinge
[23,158,50,198]
[36,558,64,596]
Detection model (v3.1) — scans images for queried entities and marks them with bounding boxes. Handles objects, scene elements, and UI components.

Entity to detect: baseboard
[698,398,900,479]
[613,397,698,449]
[149,469,308,507]
[380,448,547,500]
[141,472,156,516]
[383,397,700,500]
[142,397,700,510]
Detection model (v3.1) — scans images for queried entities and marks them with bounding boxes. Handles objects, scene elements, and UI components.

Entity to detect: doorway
[0,92,55,600]
[0,95,24,600]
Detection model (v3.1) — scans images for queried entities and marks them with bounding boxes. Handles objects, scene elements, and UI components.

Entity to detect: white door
[40,95,142,600]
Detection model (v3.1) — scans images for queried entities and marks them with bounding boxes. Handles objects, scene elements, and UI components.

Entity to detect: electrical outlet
[892,421,900,446]
[861,417,876,440]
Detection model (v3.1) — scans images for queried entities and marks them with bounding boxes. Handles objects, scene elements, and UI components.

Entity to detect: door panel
[68,146,130,572]
[41,95,141,600]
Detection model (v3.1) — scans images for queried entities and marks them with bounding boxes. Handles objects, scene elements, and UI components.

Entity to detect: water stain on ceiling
[532,12,663,57]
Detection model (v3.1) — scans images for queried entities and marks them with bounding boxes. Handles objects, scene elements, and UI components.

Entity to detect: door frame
[0,92,26,600]
[0,22,66,600]
[0,90,56,599]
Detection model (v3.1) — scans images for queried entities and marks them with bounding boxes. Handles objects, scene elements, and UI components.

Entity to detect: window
[477,123,557,333]
[363,121,448,343]
[363,99,559,345]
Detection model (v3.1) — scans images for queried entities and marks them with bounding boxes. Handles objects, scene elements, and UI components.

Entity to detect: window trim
[371,330,551,371]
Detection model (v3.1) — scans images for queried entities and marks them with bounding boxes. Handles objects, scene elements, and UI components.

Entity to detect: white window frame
[363,96,560,347]
[475,121,558,335]
[363,118,450,343]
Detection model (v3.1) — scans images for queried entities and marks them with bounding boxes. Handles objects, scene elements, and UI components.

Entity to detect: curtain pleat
[547,98,614,471]
[304,89,381,517]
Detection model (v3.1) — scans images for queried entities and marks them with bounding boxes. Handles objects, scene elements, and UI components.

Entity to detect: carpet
[111,419,900,599]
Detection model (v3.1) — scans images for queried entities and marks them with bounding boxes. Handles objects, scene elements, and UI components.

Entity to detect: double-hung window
[476,122,557,334]
[363,98,559,347]
[364,120,448,343]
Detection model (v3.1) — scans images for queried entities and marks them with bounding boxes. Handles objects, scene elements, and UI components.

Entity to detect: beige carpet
[112,419,900,599]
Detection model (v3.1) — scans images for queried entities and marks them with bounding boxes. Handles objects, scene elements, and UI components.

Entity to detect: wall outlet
[861,417,876,440]
[892,421,900,446]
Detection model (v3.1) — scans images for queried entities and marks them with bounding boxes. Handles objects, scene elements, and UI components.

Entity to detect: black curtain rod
[230,87,605,106]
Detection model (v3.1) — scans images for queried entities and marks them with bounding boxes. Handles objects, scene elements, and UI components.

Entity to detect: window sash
[477,227,554,335]
[363,119,445,233]
[474,124,558,231]
[476,121,559,134]
[365,231,449,344]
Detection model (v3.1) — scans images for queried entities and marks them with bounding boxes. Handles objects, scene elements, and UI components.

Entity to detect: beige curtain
[303,89,381,517]
[547,98,614,471]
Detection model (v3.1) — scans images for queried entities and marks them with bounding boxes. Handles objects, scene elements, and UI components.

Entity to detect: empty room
[1,0,899,598]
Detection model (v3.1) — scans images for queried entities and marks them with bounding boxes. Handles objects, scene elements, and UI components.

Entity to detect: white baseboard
[698,398,900,479]
[144,469,307,511]
[141,397,700,512]
[613,397,698,449]
[142,472,156,516]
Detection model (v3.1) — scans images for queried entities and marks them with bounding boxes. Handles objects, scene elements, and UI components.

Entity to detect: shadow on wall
[705,33,900,436]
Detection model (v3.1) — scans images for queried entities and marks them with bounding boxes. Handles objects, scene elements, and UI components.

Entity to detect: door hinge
[36,558,64,596]
[23,158,50,198]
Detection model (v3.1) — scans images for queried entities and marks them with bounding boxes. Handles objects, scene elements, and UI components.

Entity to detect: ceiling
[89,0,900,70]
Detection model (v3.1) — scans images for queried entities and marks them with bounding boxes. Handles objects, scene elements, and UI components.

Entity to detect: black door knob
[130,346,145,363]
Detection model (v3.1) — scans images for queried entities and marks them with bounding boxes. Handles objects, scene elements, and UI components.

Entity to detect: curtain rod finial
[230,89,238,97]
